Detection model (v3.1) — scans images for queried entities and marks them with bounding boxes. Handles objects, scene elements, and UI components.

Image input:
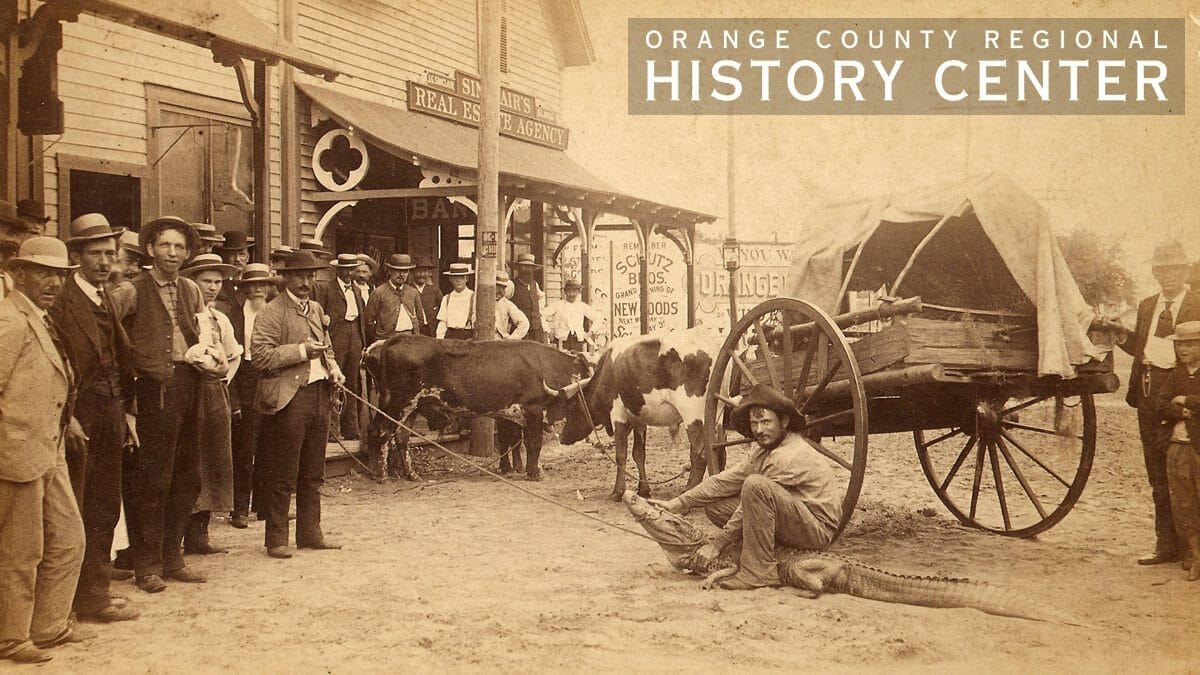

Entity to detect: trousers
[1167,441,1200,553]
[1138,370,1178,556]
[0,465,85,656]
[231,362,264,518]
[129,367,200,577]
[259,382,330,548]
[703,475,833,586]
[70,392,126,615]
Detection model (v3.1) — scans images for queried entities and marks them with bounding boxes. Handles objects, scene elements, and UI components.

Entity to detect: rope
[335,383,657,542]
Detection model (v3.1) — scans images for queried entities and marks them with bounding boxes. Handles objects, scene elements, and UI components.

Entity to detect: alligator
[623,491,1086,625]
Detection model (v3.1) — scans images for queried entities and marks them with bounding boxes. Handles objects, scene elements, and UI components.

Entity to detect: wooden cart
[704,176,1120,540]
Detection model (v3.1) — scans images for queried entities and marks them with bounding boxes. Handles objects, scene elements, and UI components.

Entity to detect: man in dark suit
[315,254,366,441]
[214,230,254,305]
[413,258,441,337]
[52,214,139,623]
[1119,240,1200,565]
[251,250,344,559]
[220,263,274,529]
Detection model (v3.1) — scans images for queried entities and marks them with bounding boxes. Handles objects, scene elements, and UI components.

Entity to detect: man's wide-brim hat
[182,253,238,278]
[7,236,76,270]
[191,221,224,244]
[1169,321,1200,342]
[728,384,805,439]
[277,249,326,272]
[443,262,472,276]
[298,238,332,257]
[66,213,124,246]
[509,252,542,268]
[1150,240,1192,268]
[215,230,255,251]
[140,216,200,253]
[16,198,50,224]
[386,253,416,270]
[118,230,143,256]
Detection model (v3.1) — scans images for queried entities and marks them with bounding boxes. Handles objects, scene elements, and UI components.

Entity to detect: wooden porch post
[252,62,271,258]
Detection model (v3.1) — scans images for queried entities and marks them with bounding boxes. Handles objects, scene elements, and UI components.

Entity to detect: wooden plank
[741,324,910,392]
[901,317,1038,372]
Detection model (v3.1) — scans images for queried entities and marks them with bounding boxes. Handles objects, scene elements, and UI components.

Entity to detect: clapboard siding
[43,0,284,233]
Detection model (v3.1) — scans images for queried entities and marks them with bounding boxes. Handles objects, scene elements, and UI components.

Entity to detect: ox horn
[543,380,561,397]
[560,376,592,399]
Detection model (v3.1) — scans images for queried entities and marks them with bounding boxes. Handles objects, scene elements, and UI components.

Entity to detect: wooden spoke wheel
[915,392,1096,537]
[704,298,868,542]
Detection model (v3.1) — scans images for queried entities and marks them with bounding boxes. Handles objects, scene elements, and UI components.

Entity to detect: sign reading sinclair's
[410,73,570,151]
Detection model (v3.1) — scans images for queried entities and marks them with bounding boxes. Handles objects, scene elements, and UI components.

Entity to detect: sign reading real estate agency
[408,73,570,150]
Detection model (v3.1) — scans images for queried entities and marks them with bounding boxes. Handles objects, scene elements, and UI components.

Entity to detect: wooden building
[1,0,713,332]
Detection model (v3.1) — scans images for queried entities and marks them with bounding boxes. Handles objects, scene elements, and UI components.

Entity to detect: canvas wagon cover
[783,173,1101,378]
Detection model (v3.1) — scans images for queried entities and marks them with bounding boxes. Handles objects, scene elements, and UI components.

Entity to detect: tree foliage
[1056,228,1137,308]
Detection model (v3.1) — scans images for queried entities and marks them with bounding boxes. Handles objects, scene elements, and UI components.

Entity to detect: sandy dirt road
[31,391,1200,673]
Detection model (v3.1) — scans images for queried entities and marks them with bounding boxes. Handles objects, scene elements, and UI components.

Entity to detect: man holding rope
[651,385,841,590]
[251,250,345,560]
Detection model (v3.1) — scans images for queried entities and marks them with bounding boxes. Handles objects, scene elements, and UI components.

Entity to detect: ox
[362,334,591,480]
[556,328,715,499]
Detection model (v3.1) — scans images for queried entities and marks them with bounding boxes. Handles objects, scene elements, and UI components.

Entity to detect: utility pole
[469,0,500,457]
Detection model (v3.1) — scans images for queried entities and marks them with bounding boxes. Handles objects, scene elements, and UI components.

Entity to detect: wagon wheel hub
[973,400,1003,437]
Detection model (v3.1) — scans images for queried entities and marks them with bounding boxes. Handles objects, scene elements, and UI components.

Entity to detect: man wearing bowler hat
[363,253,423,344]
[123,216,209,592]
[51,214,140,623]
[413,257,441,337]
[1119,240,1200,565]
[0,237,91,663]
[652,385,841,590]
[214,231,255,305]
[509,253,545,343]
[315,253,368,441]
[0,200,40,302]
[251,249,344,559]
[15,199,50,236]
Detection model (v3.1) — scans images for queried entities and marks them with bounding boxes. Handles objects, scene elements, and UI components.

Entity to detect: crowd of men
[0,202,608,664]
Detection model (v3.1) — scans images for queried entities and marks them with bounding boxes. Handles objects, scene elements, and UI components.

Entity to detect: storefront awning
[299,82,713,228]
[52,0,340,80]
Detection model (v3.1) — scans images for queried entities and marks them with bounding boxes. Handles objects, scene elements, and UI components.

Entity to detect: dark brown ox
[362,334,590,480]
[556,328,715,499]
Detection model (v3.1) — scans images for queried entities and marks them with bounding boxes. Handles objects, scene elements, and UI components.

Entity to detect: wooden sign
[407,81,570,151]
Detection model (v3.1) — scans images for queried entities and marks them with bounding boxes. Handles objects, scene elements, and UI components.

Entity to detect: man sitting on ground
[652,384,841,590]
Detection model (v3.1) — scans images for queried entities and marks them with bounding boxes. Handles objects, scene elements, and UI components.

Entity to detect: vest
[88,301,122,396]
[127,272,200,381]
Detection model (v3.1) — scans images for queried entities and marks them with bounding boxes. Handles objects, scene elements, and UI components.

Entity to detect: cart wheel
[704,298,868,542]
[915,392,1096,537]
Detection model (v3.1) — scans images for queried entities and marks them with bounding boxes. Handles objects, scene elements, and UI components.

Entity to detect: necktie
[1155,300,1175,338]
[343,283,359,322]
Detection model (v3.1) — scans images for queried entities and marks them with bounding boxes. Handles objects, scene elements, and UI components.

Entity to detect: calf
[556,327,715,499]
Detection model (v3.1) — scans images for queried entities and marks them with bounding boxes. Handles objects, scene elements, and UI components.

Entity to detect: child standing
[1157,320,1200,580]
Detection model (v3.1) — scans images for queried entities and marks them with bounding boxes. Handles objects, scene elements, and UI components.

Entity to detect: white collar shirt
[74,273,104,306]
[1144,289,1188,369]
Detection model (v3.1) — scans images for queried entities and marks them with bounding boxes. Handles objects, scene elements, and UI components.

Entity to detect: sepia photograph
[0,0,1196,671]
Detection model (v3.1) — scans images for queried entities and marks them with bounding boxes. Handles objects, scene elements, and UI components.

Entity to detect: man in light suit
[0,237,91,664]
[314,254,366,441]
[1119,240,1200,565]
[251,250,345,559]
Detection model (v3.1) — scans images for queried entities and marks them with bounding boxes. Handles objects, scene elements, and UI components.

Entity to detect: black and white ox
[555,328,715,499]
[363,334,591,480]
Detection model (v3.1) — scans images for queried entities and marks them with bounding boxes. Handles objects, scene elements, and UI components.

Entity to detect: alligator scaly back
[778,551,1085,625]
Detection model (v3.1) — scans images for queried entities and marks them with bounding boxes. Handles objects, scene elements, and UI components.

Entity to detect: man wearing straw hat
[436,262,475,340]
[316,253,368,441]
[494,270,529,340]
[1120,240,1200,566]
[0,236,92,663]
[509,252,545,343]
[51,214,140,623]
[179,254,243,557]
[251,249,344,559]
[123,216,209,592]
[190,222,224,256]
[1157,321,1200,580]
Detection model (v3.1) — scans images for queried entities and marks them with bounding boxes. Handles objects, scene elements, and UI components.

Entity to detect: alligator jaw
[623,491,705,570]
